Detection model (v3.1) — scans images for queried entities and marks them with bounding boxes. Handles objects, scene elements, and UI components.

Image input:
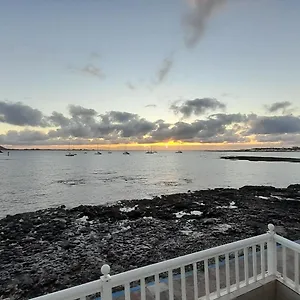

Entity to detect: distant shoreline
[221,156,300,163]
[1,184,300,298]
[1,147,300,152]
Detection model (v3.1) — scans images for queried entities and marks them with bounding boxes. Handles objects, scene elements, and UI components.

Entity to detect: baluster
[234,251,240,290]
[282,246,287,282]
[124,283,131,300]
[295,251,299,291]
[168,270,174,300]
[260,242,265,279]
[267,224,276,275]
[253,245,257,282]
[204,259,210,300]
[215,256,221,297]
[225,253,230,294]
[140,278,146,300]
[155,274,160,300]
[100,264,112,300]
[181,266,187,300]
[193,263,198,300]
[244,247,249,285]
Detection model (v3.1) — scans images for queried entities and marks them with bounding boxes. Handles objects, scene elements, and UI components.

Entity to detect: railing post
[267,224,276,275]
[101,264,113,300]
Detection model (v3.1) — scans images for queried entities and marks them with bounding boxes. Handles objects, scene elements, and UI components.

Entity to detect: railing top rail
[274,234,300,252]
[30,278,102,300]
[110,233,269,286]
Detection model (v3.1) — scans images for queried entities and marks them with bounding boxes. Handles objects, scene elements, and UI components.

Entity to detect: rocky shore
[1,185,300,299]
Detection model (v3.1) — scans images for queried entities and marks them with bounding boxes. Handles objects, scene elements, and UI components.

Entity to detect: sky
[1,0,300,150]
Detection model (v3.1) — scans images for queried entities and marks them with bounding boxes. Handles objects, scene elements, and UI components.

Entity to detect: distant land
[0,146,300,152]
[208,146,300,152]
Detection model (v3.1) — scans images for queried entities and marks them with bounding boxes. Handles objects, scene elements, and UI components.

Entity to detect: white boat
[65,152,75,157]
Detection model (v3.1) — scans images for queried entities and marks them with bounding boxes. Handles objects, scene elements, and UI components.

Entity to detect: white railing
[273,232,300,294]
[31,224,300,300]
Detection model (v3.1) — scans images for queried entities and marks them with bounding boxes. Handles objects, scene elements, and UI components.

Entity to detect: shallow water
[1,150,300,218]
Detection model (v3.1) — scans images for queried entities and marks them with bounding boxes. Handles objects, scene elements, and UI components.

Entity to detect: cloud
[69,64,105,79]
[265,101,292,114]
[248,115,300,135]
[48,112,70,127]
[183,0,227,48]
[126,82,136,90]
[170,98,226,118]
[89,52,101,59]
[0,101,49,127]
[150,113,250,142]
[255,133,300,145]
[2,101,300,147]
[145,104,157,108]
[0,130,49,145]
[157,56,173,84]
[69,105,97,118]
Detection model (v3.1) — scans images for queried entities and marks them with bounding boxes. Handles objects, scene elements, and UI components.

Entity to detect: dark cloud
[265,101,292,113]
[69,105,97,118]
[157,56,173,83]
[2,101,300,147]
[248,116,300,134]
[170,98,226,118]
[145,104,157,108]
[0,101,49,127]
[151,113,250,142]
[0,130,49,145]
[183,0,227,48]
[48,112,70,127]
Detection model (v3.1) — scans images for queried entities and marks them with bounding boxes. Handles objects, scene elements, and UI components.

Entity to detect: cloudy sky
[1,0,300,149]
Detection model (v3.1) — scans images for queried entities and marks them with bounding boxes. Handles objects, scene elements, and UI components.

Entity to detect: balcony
[31,224,300,300]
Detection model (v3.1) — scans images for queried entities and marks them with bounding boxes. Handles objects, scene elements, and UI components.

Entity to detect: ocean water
[1,150,300,219]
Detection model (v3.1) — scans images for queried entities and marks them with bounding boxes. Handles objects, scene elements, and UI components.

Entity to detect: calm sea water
[1,150,300,219]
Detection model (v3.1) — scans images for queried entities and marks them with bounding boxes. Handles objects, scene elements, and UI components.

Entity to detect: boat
[66,142,76,156]
[146,146,155,154]
[95,143,102,155]
[65,152,75,157]
[0,150,3,154]
[175,150,183,153]
[84,152,87,154]
[108,151,112,154]
[123,151,130,155]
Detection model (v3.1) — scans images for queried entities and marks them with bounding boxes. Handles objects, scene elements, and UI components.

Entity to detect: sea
[1,150,300,219]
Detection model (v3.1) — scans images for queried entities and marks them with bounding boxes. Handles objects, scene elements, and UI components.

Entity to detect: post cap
[268,224,275,232]
[101,264,110,276]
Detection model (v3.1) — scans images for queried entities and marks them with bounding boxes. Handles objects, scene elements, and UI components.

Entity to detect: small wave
[56,179,86,186]
[97,175,147,183]
[92,170,118,175]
